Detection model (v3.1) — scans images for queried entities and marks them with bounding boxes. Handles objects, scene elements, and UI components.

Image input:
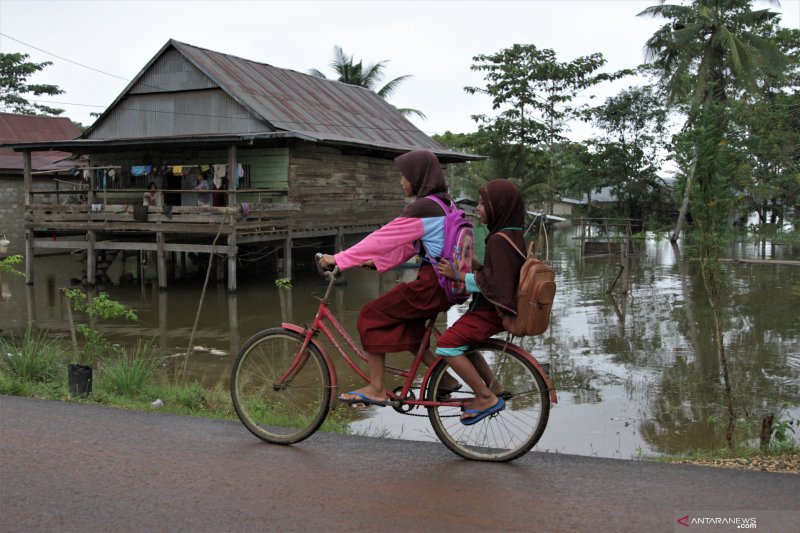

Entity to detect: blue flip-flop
[338,391,387,407]
[460,397,506,426]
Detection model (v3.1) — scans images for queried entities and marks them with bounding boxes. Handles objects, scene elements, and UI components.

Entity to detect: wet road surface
[1,395,798,532]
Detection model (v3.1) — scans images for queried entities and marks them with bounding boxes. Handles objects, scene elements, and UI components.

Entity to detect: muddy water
[2,230,799,459]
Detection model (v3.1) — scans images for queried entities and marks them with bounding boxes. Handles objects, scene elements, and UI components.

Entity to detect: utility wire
[0,32,132,82]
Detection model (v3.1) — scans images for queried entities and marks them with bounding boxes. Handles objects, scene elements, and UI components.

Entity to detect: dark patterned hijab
[479,179,526,237]
[475,179,526,314]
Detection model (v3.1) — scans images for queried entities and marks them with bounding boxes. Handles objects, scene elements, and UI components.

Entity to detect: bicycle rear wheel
[426,344,550,462]
[231,328,331,444]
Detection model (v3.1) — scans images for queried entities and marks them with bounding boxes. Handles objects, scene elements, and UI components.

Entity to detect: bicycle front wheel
[427,344,550,462]
[231,328,331,444]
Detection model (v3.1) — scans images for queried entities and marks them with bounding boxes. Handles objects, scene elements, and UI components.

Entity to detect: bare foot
[440,373,461,392]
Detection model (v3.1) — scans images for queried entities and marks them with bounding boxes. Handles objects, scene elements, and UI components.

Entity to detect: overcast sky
[1,0,798,139]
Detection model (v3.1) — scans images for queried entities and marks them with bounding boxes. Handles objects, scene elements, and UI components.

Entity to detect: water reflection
[2,229,798,458]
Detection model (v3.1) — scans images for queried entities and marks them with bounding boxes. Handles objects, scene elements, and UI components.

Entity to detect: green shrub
[62,289,138,366]
[100,339,162,396]
[0,326,66,383]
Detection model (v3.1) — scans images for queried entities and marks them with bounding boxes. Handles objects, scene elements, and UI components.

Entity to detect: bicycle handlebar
[315,253,340,279]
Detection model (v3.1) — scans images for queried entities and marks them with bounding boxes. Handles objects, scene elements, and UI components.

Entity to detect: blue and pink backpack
[425,195,474,303]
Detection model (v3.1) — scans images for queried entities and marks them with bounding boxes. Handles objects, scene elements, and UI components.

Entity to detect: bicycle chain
[393,386,464,418]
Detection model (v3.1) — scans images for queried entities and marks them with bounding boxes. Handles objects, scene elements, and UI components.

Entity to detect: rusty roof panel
[0,113,80,143]
[172,41,444,152]
[0,114,81,170]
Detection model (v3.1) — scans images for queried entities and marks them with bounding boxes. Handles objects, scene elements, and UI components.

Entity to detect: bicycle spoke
[426,345,551,462]
[231,329,331,445]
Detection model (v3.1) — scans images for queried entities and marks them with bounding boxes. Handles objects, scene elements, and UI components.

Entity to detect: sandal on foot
[338,391,387,407]
[436,383,463,401]
[460,397,506,426]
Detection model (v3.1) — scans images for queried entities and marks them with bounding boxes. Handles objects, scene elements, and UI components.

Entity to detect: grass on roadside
[0,326,67,383]
[100,339,163,396]
[648,440,800,465]
[0,366,352,434]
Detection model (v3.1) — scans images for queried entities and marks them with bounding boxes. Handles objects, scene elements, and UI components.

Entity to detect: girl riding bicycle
[435,179,526,424]
[319,149,459,406]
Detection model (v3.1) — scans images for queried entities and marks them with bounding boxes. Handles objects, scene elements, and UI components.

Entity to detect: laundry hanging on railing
[131,165,152,176]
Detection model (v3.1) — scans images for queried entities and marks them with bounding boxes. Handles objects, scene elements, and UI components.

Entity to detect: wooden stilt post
[227,292,239,355]
[23,151,34,285]
[175,252,184,278]
[156,232,167,289]
[227,230,237,292]
[25,230,34,284]
[158,290,168,350]
[86,230,96,286]
[283,236,292,280]
[335,228,345,283]
[335,228,345,253]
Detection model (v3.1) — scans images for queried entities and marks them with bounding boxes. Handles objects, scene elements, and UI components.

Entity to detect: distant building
[0,113,84,255]
[556,186,618,217]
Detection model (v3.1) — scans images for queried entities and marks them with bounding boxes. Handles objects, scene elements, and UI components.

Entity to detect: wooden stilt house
[4,40,478,290]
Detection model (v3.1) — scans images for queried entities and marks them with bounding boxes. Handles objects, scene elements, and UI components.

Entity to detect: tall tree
[0,52,64,116]
[309,45,425,119]
[590,85,670,221]
[736,27,800,229]
[639,0,784,242]
[465,44,629,210]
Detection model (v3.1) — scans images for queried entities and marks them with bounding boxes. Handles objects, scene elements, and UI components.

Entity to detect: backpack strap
[424,194,451,215]
[494,232,527,260]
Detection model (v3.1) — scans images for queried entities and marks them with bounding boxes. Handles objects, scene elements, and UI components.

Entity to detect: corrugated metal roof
[172,40,444,150]
[83,40,470,158]
[0,113,80,143]
[0,113,81,170]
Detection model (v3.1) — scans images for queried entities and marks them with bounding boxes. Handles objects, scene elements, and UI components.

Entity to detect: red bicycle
[230,254,557,462]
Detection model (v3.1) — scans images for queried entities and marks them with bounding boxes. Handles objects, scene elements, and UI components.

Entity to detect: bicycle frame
[276,264,557,410]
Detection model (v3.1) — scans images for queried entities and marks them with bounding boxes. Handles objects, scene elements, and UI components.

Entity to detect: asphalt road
[1,395,798,532]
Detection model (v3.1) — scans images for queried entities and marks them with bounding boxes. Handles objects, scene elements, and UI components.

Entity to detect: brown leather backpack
[495,233,557,337]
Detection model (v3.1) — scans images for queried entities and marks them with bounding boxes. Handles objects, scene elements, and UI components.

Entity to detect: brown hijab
[394,149,447,198]
[395,149,450,217]
[474,180,526,314]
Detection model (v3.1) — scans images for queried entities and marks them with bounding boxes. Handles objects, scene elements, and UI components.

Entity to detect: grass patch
[100,339,162,396]
[0,326,67,383]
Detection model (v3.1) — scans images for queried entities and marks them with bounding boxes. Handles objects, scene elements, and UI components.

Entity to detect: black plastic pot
[68,364,93,396]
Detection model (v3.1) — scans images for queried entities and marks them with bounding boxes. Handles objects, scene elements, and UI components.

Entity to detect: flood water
[2,228,799,459]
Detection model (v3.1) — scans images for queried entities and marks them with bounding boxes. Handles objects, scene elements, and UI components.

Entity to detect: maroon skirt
[436,309,504,349]
[356,263,452,353]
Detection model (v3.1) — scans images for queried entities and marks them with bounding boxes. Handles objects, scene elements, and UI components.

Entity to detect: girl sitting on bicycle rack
[436,179,526,424]
[319,149,460,406]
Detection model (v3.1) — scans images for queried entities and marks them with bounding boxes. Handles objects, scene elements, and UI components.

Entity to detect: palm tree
[309,46,426,119]
[638,0,783,241]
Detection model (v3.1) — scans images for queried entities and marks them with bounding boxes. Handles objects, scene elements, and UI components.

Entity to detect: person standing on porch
[195,174,212,207]
[142,182,162,207]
